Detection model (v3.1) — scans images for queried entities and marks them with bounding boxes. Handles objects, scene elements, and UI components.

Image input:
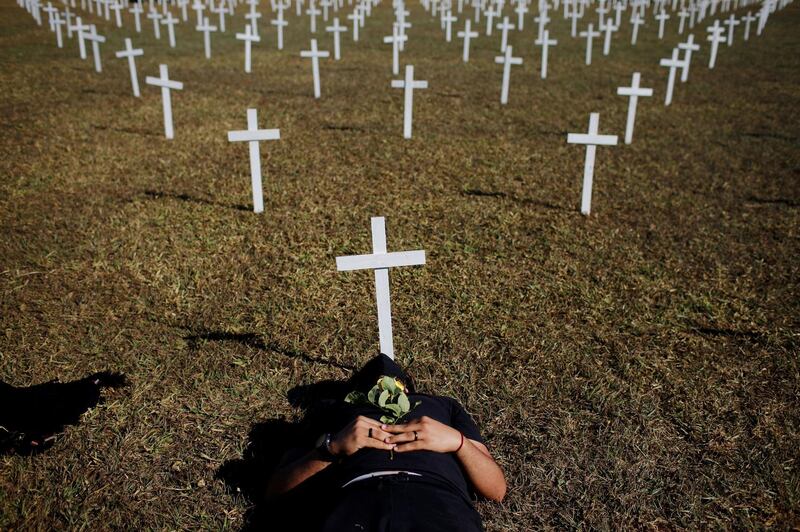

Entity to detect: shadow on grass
[216,379,349,531]
[744,196,799,208]
[141,189,251,212]
[462,188,564,211]
[183,330,356,371]
[92,124,162,137]
[0,371,128,456]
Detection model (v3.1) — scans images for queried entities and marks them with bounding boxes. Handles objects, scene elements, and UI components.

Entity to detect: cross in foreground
[336,217,426,359]
[227,108,281,214]
[145,64,183,139]
[567,113,618,216]
[391,65,428,139]
[616,72,653,144]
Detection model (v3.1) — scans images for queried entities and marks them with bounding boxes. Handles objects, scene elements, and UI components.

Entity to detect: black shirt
[321,393,484,500]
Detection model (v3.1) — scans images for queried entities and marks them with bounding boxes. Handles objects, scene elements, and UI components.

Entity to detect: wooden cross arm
[336,250,426,272]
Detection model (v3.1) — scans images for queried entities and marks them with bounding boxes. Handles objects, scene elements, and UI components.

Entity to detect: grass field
[1,0,799,528]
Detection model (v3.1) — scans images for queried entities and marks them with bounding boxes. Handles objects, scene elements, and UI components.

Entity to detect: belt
[341,470,422,488]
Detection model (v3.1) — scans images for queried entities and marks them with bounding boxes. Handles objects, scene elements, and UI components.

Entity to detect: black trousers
[320,473,484,532]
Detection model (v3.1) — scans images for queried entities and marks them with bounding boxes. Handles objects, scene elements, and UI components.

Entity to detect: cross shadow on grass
[462,188,564,211]
[141,189,251,212]
[216,379,350,531]
[182,330,356,372]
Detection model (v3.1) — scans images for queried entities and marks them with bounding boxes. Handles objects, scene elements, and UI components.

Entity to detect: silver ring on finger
[413,430,418,441]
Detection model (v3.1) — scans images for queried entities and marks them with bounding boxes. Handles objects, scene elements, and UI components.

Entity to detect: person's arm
[383,416,507,502]
[265,416,396,498]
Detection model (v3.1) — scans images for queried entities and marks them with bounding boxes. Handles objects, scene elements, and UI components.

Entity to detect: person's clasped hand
[382,416,463,453]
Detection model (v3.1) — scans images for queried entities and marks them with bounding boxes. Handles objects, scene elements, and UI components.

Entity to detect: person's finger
[362,437,396,451]
[356,416,383,427]
[385,431,418,444]
[393,441,425,453]
[368,427,394,441]
[382,421,423,433]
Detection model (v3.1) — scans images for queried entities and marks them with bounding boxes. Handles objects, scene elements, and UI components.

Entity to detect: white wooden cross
[442,9,456,42]
[145,64,183,139]
[306,2,320,32]
[70,16,89,59]
[655,9,669,38]
[534,10,549,40]
[485,6,498,35]
[383,23,406,76]
[211,1,228,32]
[245,10,261,36]
[723,14,739,45]
[569,4,581,37]
[110,1,122,26]
[396,15,412,51]
[147,9,162,39]
[43,2,57,30]
[236,25,260,72]
[496,16,514,51]
[535,29,557,79]
[579,23,599,65]
[53,11,65,47]
[567,113,618,216]
[130,2,143,32]
[616,72,652,144]
[115,37,143,96]
[335,216,426,360]
[601,20,616,55]
[596,2,608,27]
[191,0,204,25]
[271,10,287,49]
[347,7,363,41]
[659,48,683,105]
[178,0,189,22]
[162,12,178,47]
[630,13,643,44]
[677,8,688,33]
[391,65,428,139]
[85,24,105,73]
[706,21,725,68]
[494,45,522,105]
[325,17,347,59]
[63,8,74,38]
[677,34,699,82]
[457,19,478,62]
[741,12,755,40]
[613,1,625,27]
[196,17,217,59]
[515,1,528,29]
[227,108,280,214]
[300,38,329,98]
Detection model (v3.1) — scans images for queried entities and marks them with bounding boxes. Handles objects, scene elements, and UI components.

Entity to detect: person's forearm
[456,439,507,502]
[265,450,332,498]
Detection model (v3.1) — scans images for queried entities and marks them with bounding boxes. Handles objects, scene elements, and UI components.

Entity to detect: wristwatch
[315,432,337,461]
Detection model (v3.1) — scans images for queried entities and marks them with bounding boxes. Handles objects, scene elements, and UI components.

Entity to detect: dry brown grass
[1,0,799,529]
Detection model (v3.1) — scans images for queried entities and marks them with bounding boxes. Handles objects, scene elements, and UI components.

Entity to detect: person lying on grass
[265,353,506,531]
